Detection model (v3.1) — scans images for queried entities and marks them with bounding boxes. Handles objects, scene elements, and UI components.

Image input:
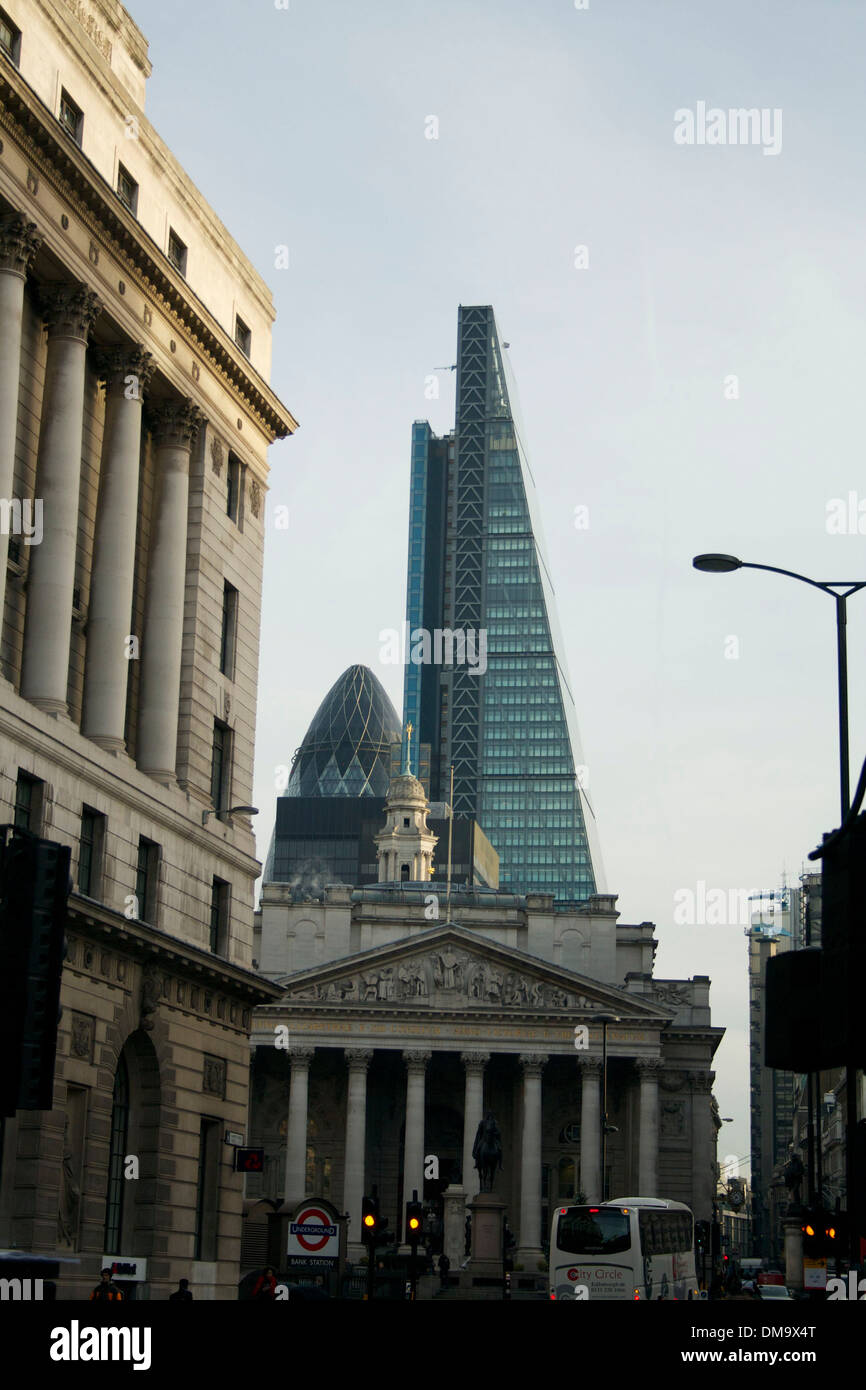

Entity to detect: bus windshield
[555,1209,631,1256]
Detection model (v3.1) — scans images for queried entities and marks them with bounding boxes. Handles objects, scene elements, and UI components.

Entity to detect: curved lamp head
[202,803,259,827]
[693,553,742,573]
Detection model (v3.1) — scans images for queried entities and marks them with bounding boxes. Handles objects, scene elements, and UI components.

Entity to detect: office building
[403,305,604,902]
[0,0,294,1297]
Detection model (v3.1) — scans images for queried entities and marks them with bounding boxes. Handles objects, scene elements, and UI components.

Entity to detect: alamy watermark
[674,102,782,156]
[674,881,780,926]
[379,623,487,675]
[0,498,43,545]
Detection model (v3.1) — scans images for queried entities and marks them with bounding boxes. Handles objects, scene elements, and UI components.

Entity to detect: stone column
[637,1058,661,1196]
[516,1053,547,1264]
[20,283,101,711]
[688,1070,717,1225]
[0,214,42,624]
[460,1051,489,1205]
[402,1049,430,1235]
[284,1045,314,1207]
[136,399,201,780]
[343,1048,373,1257]
[579,1057,602,1202]
[82,346,154,749]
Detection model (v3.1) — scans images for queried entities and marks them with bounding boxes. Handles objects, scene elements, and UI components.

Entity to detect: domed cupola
[375,730,437,883]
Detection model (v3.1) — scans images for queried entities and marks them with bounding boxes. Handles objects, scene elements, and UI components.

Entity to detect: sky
[135,0,866,1182]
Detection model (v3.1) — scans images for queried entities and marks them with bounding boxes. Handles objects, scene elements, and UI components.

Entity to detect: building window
[78,806,105,898]
[211,722,232,817]
[135,837,160,924]
[220,582,238,677]
[116,163,138,214]
[167,228,187,276]
[210,878,230,956]
[0,8,21,64]
[104,1055,129,1255]
[234,315,251,357]
[194,1118,220,1261]
[59,89,83,144]
[226,454,241,523]
[14,770,43,832]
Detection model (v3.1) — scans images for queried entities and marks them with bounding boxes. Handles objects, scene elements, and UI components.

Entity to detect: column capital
[0,213,42,275]
[345,1047,374,1071]
[403,1048,431,1070]
[460,1051,490,1070]
[288,1045,315,1067]
[518,1053,548,1075]
[635,1056,663,1076]
[39,281,102,341]
[147,397,203,450]
[577,1055,602,1075]
[95,344,155,396]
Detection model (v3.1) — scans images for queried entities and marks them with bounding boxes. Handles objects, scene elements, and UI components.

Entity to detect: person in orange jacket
[90,1267,124,1300]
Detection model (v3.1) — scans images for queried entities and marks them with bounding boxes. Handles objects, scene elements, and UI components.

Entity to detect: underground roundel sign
[288,1206,339,1259]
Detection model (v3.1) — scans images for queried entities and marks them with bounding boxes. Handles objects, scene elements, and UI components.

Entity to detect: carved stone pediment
[279,925,668,1020]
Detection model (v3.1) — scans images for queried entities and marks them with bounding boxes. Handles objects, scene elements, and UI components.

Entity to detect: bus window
[639,1210,693,1256]
[556,1209,631,1255]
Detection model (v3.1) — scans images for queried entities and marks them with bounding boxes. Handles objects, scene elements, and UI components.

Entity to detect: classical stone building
[252,774,724,1267]
[0,0,293,1297]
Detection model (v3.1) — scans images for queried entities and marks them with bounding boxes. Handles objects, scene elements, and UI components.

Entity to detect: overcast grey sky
[137,0,866,1180]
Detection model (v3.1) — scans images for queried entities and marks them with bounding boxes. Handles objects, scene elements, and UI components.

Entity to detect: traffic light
[361,1195,378,1244]
[695,1220,709,1253]
[406,1196,423,1246]
[817,812,866,1066]
[0,829,71,1115]
[801,1208,819,1258]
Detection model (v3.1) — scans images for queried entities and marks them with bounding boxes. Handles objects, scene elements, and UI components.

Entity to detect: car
[755,1284,795,1300]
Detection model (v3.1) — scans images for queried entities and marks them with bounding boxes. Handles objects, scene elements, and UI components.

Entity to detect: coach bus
[549,1198,700,1301]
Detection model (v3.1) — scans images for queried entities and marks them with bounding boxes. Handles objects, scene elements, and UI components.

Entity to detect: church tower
[375,728,438,882]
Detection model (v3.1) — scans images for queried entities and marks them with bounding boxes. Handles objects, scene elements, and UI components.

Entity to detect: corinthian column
[460,1051,489,1204]
[343,1048,373,1258]
[402,1049,430,1240]
[578,1057,602,1202]
[136,399,201,780]
[284,1046,315,1207]
[0,214,42,624]
[82,346,154,748]
[516,1053,547,1264]
[636,1058,661,1196]
[21,283,102,711]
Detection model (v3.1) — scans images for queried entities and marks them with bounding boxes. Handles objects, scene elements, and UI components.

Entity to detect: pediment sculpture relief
[285,948,614,1011]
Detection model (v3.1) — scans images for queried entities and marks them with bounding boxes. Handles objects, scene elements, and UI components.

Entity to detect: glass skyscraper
[403,305,604,902]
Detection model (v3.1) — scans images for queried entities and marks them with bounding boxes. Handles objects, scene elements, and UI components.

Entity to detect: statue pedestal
[460,1190,506,1287]
[782,1212,804,1291]
[443,1184,466,1271]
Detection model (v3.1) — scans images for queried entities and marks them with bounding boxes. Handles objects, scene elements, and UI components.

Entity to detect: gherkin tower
[403,306,604,902]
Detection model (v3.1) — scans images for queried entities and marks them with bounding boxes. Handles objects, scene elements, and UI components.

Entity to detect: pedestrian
[251,1266,277,1299]
[169,1277,193,1301]
[90,1267,124,1301]
[438,1252,451,1288]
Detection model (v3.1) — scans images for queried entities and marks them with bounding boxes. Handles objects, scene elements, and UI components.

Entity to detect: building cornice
[69,893,283,1003]
[0,62,297,442]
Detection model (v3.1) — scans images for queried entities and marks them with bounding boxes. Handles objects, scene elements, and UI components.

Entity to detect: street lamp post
[693,553,866,1269]
[597,1013,620,1202]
